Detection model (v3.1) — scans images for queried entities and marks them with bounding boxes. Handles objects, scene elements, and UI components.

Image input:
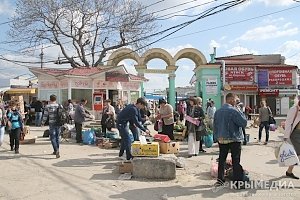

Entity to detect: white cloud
[163,44,194,56]
[276,40,300,67]
[220,36,227,41]
[226,46,258,55]
[236,24,299,41]
[0,0,14,16]
[209,40,221,53]
[257,0,296,6]
[144,74,168,91]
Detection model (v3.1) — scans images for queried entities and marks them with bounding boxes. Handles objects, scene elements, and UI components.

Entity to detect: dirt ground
[0,125,299,200]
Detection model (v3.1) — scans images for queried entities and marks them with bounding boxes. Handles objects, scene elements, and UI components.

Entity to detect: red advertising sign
[225,66,255,82]
[258,89,279,96]
[268,69,292,85]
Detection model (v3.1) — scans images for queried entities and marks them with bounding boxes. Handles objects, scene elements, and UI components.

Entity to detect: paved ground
[0,123,300,200]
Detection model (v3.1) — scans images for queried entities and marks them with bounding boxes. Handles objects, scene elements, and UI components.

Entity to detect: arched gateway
[107,48,207,108]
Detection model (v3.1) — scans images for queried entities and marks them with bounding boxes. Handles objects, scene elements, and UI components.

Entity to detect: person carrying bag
[283,100,300,179]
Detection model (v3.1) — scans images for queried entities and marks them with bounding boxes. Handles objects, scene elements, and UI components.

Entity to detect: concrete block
[132,157,176,180]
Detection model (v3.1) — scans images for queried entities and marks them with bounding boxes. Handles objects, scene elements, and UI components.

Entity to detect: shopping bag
[274,142,283,159]
[203,134,213,148]
[277,142,300,167]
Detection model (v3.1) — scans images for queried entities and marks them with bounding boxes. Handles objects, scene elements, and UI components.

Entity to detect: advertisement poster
[257,70,269,88]
[268,69,292,85]
[205,77,218,95]
[225,66,255,82]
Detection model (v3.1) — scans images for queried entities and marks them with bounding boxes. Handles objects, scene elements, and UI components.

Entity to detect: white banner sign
[205,77,218,95]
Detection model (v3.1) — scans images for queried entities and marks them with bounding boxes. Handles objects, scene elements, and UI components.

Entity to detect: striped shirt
[42,103,61,126]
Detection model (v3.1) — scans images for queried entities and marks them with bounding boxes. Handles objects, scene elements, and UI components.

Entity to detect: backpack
[56,105,68,126]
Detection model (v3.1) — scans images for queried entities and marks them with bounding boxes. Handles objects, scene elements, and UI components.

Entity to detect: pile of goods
[173,122,186,141]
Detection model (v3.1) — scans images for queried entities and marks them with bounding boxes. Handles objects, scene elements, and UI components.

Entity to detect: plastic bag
[270,124,276,131]
[210,160,218,178]
[203,134,213,148]
[277,142,300,167]
[274,142,283,159]
[82,129,95,145]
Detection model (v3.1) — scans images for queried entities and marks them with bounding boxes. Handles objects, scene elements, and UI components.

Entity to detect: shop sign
[121,82,140,90]
[268,69,292,85]
[205,77,218,95]
[105,72,129,82]
[39,80,59,89]
[225,66,255,82]
[230,85,258,91]
[257,70,269,87]
[71,79,92,88]
[258,89,279,96]
[94,80,116,89]
[60,79,68,88]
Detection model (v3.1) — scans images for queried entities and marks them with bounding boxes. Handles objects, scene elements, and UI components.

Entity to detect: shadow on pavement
[53,157,118,168]
[108,184,238,200]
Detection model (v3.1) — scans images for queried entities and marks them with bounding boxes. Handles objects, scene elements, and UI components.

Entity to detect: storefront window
[72,89,92,109]
[130,91,139,104]
[61,89,68,105]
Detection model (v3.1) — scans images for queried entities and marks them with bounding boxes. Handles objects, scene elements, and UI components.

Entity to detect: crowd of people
[1,92,299,188]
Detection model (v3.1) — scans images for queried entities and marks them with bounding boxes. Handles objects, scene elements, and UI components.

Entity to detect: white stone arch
[141,48,175,67]
[107,48,141,66]
[174,48,207,67]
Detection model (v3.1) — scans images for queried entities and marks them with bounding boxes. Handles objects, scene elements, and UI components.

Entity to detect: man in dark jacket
[73,99,91,143]
[117,98,150,160]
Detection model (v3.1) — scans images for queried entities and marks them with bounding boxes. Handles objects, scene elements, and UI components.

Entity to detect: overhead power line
[160,4,300,42]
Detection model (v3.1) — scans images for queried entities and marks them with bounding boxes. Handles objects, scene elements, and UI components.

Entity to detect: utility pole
[40,46,44,69]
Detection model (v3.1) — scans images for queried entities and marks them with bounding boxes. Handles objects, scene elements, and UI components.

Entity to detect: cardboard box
[131,141,159,157]
[159,142,180,154]
[119,161,133,174]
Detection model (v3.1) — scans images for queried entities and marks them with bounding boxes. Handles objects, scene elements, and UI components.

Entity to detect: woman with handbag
[283,100,300,179]
[186,97,205,157]
[258,101,271,145]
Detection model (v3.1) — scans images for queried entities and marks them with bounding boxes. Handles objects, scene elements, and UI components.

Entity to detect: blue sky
[0,0,300,92]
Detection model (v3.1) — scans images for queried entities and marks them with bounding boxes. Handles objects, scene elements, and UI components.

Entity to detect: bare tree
[9,0,157,68]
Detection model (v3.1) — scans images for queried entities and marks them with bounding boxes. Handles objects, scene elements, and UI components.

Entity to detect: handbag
[267,107,276,124]
[269,116,276,125]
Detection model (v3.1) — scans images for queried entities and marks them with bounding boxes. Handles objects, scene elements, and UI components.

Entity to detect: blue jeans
[49,125,60,152]
[35,112,42,126]
[0,126,5,146]
[259,121,270,142]
[129,124,140,141]
[118,123,132,160]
